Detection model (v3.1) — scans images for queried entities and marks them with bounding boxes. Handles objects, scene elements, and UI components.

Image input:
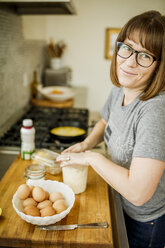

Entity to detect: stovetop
[0,106,89,151]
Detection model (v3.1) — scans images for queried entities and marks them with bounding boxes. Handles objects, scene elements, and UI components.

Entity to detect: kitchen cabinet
[0,153,17,180]
[0,0,76,15]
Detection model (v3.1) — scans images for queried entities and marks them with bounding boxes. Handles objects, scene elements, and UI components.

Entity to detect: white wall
[22,0,165,111]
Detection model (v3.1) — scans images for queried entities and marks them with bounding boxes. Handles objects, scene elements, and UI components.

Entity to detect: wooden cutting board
[0,154,113,247]
[32,97,74,108]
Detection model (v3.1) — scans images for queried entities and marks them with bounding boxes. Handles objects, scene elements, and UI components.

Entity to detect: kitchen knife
[37,222,108,231]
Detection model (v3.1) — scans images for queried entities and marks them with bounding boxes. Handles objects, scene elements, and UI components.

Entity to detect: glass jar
[25,164,46,181]
[62,165,88,194]
[31,149,62,175]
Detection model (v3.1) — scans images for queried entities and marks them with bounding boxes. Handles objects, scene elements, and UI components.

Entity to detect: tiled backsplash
[0,7,46,129]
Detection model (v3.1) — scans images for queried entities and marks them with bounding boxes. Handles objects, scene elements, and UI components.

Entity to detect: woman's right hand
[62,140,88,154]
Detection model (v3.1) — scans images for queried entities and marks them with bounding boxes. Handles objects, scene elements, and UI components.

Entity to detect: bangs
[118,15,163,59]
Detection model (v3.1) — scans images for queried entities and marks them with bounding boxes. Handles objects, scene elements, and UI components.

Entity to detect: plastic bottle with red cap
[20,119,35,160]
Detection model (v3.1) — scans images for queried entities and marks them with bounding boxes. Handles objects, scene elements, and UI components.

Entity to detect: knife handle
[78,222,108,229]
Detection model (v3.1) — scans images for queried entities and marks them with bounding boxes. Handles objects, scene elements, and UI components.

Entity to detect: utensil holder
[50,58,61,70]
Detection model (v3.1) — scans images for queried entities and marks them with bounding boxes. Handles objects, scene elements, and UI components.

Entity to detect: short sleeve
[100,87,117,122]
[133,100,165,162]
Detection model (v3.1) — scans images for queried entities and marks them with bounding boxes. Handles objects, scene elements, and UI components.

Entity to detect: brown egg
[29,185,34,191]
[37,200,52,210]
[49,192,64,202]
[23,198,37,208]
[17,184,31,200]
[32,186,46,202]
[24,205,29,211]
[24,206,40,216]
[53,199,67,209]
[53,201,67,214]
[28,185,34,196]
[44,191,50,200]
[40,206,56,217]
[24,205,33,212]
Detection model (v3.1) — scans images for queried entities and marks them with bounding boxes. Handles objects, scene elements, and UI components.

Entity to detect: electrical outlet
[23,73,28,87]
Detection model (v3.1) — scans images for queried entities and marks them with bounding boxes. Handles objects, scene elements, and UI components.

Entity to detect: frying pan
[50,121,88,142]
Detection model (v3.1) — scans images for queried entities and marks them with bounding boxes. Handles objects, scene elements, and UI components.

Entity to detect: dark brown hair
[110,11,165,100]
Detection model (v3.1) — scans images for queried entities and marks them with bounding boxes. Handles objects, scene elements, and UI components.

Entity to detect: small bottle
[20,119,35,160]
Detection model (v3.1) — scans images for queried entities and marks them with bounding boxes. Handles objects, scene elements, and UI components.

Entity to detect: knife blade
[36,222,108,231]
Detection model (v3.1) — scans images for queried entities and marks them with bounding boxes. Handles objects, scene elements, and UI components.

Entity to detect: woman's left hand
[56,151,93,167]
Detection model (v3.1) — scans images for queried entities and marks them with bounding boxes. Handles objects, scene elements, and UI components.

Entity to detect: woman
[57,11,165,248]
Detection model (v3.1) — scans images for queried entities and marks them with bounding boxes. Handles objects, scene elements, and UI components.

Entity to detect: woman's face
[116,33,158,92]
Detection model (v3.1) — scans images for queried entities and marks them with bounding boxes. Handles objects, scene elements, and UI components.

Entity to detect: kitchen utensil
[50,121,87,142]
[37,222,108,231]
[12,180,75,225]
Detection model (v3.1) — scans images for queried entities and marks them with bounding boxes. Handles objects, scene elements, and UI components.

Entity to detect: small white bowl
[37,86,75,102]
[12,179,75,225]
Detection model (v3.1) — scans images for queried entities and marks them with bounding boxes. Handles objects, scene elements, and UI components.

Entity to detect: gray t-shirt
[100,86,165,222]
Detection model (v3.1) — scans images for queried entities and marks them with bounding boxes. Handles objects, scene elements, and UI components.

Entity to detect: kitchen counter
[0,110,129,248]
[0,151,113,248]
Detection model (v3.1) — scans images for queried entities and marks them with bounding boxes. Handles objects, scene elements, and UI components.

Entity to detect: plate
[37,85,75,102]
[12,179,75,225]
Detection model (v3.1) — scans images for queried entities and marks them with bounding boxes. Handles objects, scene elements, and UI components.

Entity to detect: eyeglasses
[117,42,158,68]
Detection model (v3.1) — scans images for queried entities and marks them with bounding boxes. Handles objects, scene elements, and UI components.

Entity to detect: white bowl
[37,86,75,102]
[12,179,75,225]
